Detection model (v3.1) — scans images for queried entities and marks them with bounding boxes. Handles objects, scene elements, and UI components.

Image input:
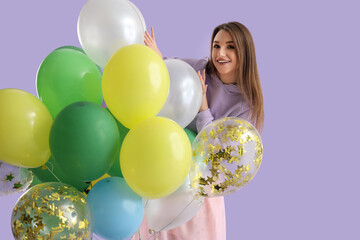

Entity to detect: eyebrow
[213,41,234,44]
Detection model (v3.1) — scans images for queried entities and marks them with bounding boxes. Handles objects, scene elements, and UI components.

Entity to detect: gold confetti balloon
[190,117,263,198]
[11,182,93,240]
[0,160,33,196]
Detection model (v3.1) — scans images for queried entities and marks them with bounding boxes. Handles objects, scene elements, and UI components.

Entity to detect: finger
[199,71,205,84]
[202,69,206,81]
[144,39,151,46]
[144,34,153,46]
[144,35,151,45]
[197,72,206,91]
[197,71,202,81]
[144,31,152,41]
[151,27,155,40]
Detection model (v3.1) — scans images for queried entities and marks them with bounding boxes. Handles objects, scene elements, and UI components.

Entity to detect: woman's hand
[198,69,209,112]
[144,27,163,58]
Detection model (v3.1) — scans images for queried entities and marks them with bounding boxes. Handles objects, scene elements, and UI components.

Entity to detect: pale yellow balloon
[120,117,192,199]
[102,44,169,129]
[0,89,52,168]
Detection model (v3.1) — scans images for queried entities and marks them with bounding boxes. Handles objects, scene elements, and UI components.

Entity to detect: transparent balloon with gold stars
[0,160,33,196]
[190,117,263,198]
[11,182,93,240]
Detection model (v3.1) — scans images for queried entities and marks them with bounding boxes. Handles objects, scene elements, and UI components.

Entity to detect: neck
[217,72,237,85]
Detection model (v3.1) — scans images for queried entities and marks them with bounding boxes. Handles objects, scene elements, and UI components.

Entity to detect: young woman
[136,21,264,239]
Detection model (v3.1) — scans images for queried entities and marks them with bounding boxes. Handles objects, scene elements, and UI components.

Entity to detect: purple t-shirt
[179,58,251,133]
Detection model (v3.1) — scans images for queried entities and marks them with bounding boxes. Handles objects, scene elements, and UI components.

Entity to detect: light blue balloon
[87,177,144,240]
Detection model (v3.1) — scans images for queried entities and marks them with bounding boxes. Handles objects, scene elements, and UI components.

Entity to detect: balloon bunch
[0,0,263,239]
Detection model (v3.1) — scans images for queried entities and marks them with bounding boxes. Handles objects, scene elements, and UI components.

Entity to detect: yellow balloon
[102,44,169,129]
[91,173,111,186]
[120,117,192,199]
[84,173,111,194]
[0,89,52,168]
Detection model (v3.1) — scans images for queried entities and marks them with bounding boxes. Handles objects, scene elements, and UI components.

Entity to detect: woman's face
[211,30,238,84]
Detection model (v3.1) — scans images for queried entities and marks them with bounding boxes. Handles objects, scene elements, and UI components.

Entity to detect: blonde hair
[207,22,264,132]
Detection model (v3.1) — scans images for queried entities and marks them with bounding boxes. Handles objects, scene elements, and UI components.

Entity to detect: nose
[218,47,226,57]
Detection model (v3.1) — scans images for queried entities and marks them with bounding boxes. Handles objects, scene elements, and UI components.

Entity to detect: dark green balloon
[31,157,90,191]
[50,102,120,182]
[30,175,42,187]
[184,128,197,144]
[37,47,103,118]
[107,109,129,178]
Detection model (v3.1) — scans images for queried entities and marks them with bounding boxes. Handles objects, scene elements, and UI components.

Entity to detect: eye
[227,45,235,49]
[213,44,220,49]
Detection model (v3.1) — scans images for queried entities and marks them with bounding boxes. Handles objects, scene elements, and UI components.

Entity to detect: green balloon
[184,128,197,144]
[55,46,103,73]
[31,157,90,191]
[107,109,129,178]
[37,47,103,118]
[50,102,120,182]
[55,45,86,54]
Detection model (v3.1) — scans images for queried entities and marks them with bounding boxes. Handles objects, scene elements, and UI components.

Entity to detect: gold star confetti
[49,192,60,201]
[200,131,207,141]
[237,145,245,157]
[44,186,55,191]
[68,233,77,240]
[254,158,262,168]
[84,219,89,229]
[206,176,216,184]
[78,221,86,229]
[209,129,217,140]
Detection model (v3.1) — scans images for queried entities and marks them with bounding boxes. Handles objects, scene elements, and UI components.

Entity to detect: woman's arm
[196,106,252,133]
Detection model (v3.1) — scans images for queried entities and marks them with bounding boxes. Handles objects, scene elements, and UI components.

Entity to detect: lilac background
[1,0,359,239]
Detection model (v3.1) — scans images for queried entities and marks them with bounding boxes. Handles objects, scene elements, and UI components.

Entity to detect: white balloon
[77,0,146,68]
[126,0,147,31]
[144,176,204,232]
[158,59,202,128]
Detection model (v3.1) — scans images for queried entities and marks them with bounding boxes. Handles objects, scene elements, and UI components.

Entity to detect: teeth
[218,60,229,63]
